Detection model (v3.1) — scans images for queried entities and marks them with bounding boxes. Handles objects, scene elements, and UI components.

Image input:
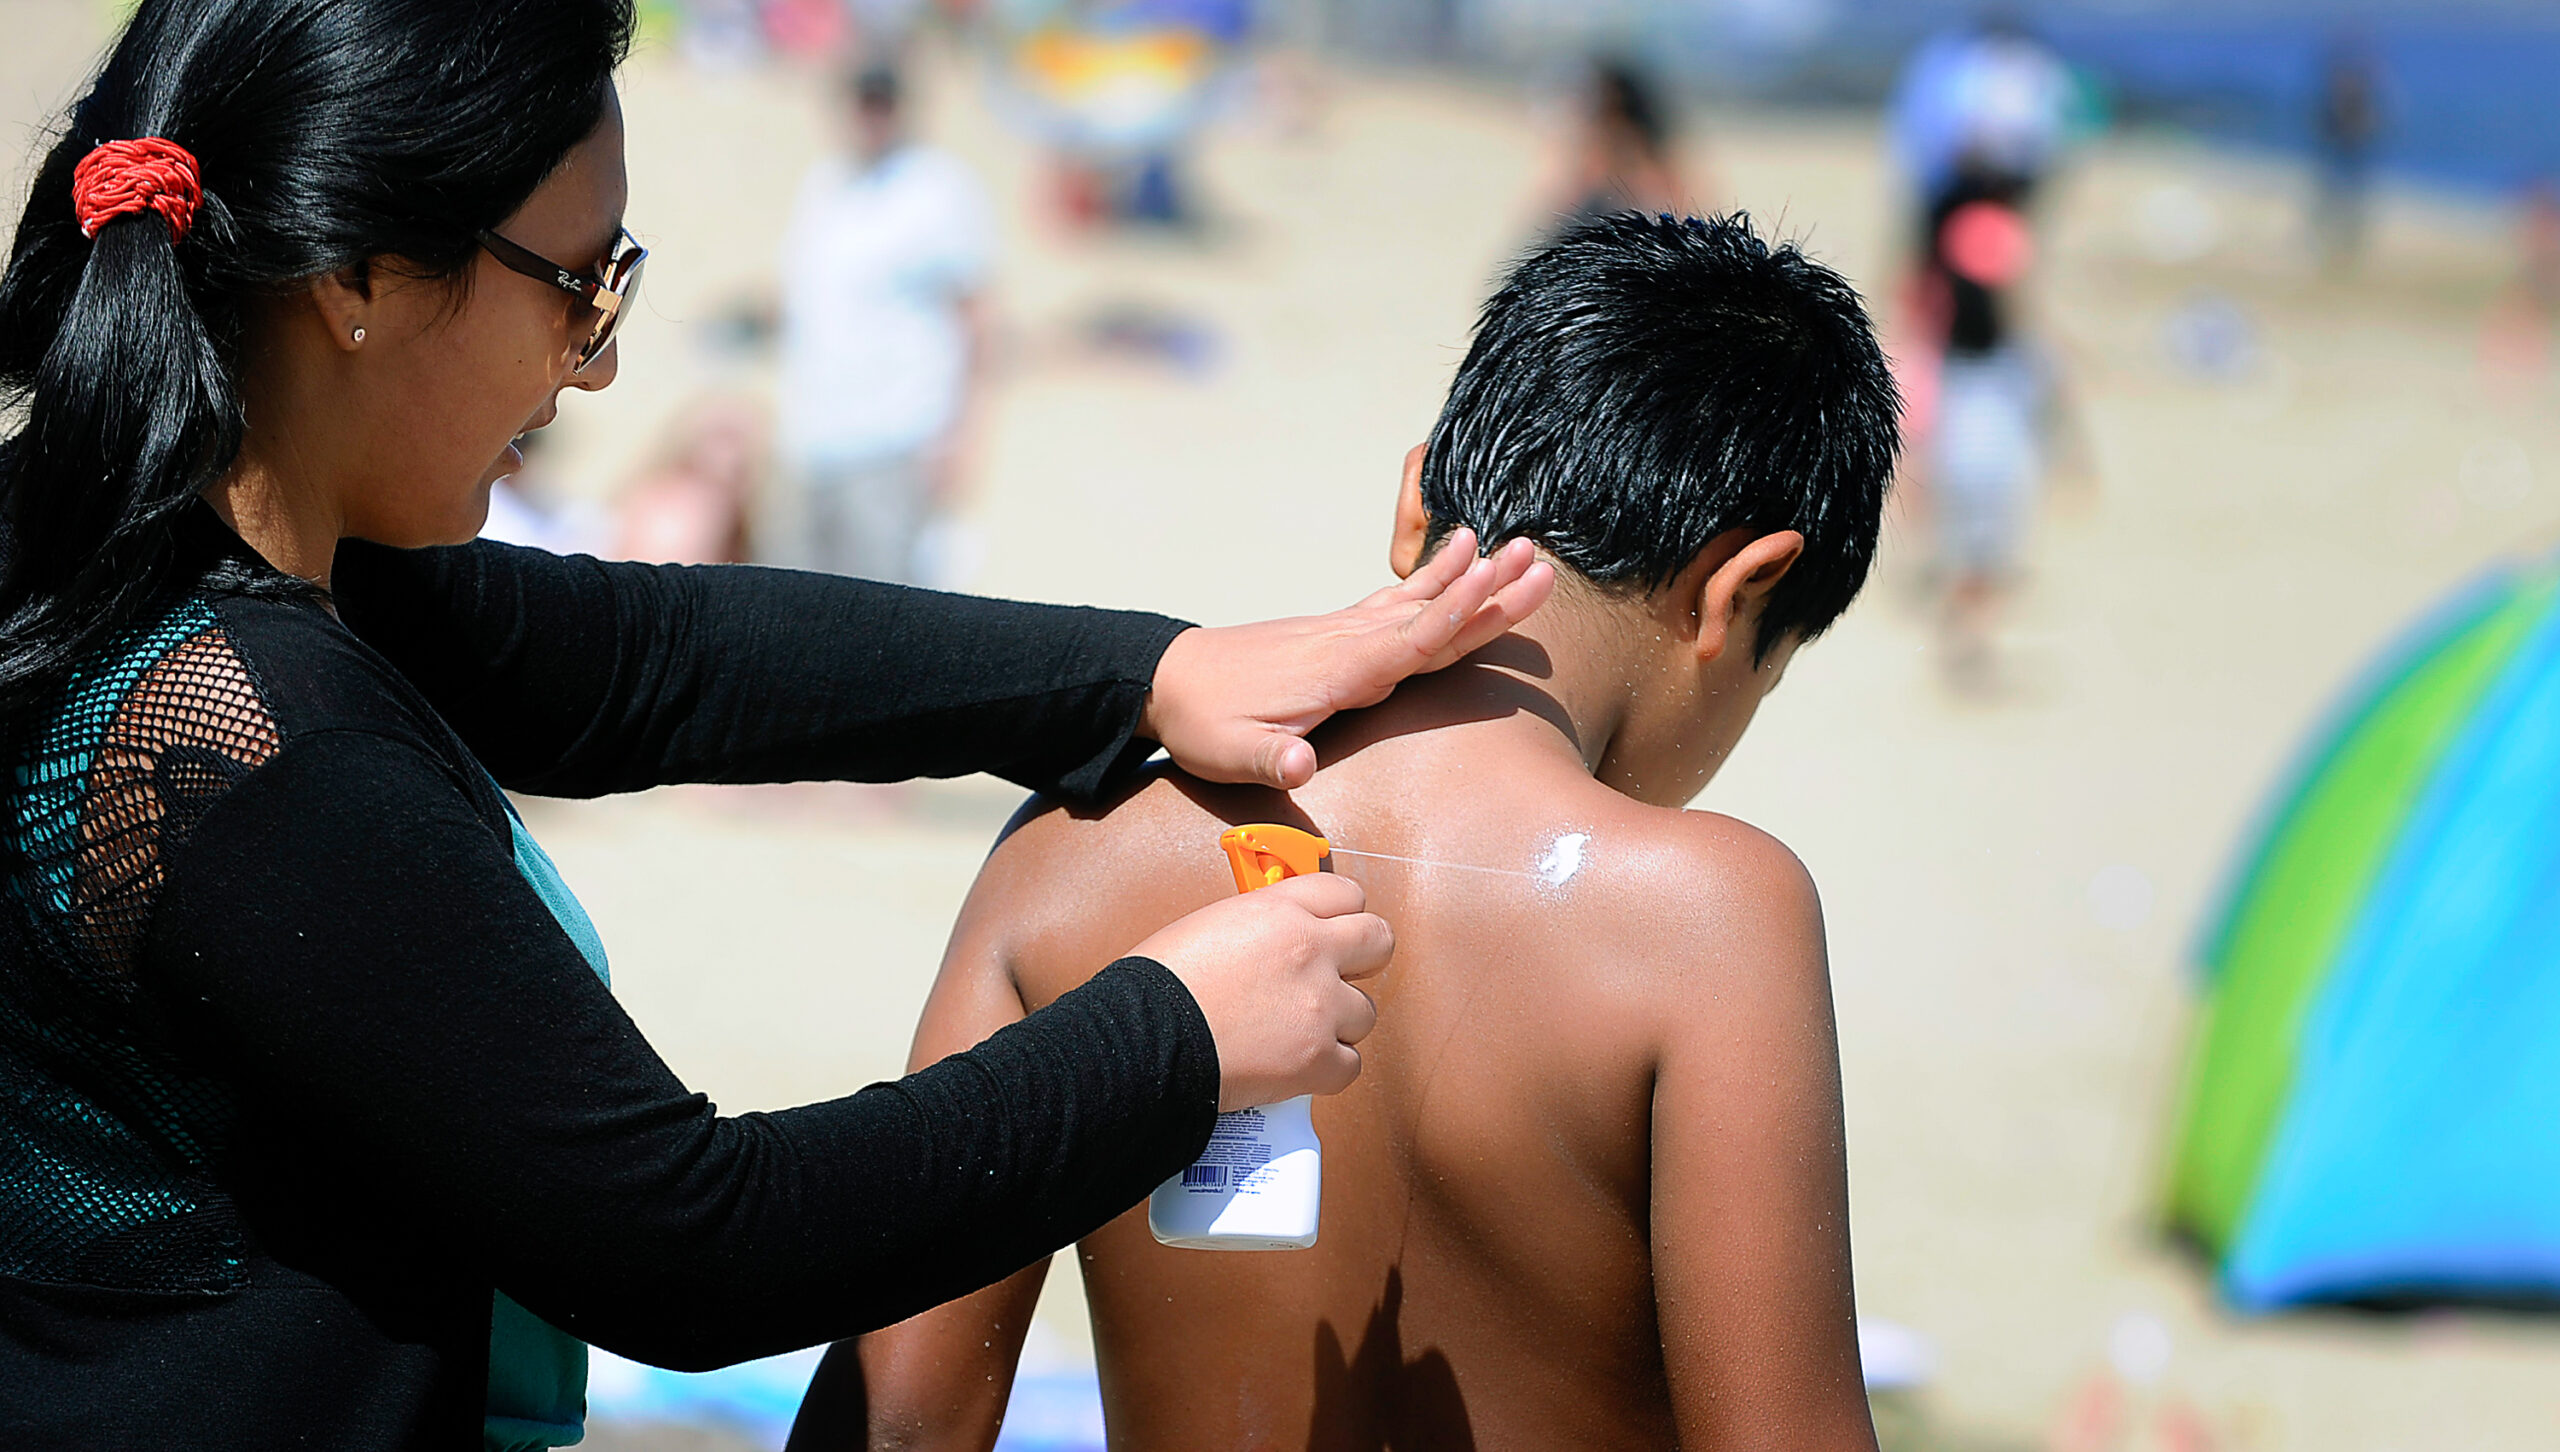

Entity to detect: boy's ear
[1389,442,1429,580]
[1692,530,1804,665]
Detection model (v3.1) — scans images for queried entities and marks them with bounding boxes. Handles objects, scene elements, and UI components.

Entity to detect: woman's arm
[331,528,1554,802]
[331,539,1188,801]
[143,727,1219,1369]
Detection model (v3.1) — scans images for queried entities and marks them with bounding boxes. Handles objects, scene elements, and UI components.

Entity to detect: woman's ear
[1388,442,1429,580]
[1692,529,1804,665]
[304,266,373,354]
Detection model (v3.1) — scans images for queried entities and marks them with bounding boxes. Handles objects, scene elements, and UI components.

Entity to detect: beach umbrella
[2166,557,2560,1310]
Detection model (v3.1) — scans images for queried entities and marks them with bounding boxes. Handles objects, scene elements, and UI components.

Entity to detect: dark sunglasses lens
[577,252,643,371]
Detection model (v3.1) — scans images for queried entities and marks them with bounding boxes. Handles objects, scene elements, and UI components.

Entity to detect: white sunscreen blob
[1533,831,1590,890]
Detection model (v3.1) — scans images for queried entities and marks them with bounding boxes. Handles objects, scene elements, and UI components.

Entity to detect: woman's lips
[497,404,555,480]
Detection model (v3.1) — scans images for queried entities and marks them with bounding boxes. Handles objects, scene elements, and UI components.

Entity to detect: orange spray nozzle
[1220,824,1330,894]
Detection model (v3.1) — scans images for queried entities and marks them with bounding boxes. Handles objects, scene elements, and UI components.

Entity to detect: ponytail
[0,0,634,724]
[0,137,242,720]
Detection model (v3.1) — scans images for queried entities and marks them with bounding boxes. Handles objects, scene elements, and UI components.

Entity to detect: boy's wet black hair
[1420,211,1900,662]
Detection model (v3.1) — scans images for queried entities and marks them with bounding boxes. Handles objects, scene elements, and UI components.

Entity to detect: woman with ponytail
[0,2,1549,1445]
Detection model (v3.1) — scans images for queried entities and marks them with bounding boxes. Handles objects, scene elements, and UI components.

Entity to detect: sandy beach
[7,3,2560,1446]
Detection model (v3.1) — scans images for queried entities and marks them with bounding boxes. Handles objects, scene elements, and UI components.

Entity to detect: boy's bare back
[829,696,1870,1450]
[793,209,1900,1452]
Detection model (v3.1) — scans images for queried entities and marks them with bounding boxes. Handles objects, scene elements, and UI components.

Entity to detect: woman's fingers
[1308,1043,1363,1098]
[1334,982,1379,1046]
[1428,558,1556,665]
[1312,538,1549,720]
[1323,906,1394,983]
[1392,552,1504,661]
[1262,869,1366,919]
[1140,532,1550,789]
[1271,876,1390,975]
[1135,872,1393,1109]
[1390,537,1544,663]
[1383,526,1480,602]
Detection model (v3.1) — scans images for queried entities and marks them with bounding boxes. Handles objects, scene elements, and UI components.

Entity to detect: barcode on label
[1182,1164,1227,1188]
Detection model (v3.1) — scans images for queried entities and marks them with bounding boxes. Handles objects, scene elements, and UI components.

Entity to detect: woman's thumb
[1252,730,1318,790]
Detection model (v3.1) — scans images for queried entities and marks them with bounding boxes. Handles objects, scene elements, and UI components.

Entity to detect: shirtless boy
[792,212,1902,1451]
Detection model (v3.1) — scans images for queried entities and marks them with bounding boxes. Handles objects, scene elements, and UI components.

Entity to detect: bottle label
[1172,1109,1281,1194]
[1149,1095,1318,1249]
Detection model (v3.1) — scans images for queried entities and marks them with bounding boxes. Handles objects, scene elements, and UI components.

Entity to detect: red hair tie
[72,137,203,244]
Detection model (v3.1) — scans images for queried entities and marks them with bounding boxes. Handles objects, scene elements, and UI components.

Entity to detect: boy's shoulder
[1534,794,1828,1010]
[1589,802,1819,929]
[966,767,1278,989]
[976,767,1825,1019]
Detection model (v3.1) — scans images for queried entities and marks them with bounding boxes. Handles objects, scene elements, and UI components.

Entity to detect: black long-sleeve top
[0,522,1221,1448]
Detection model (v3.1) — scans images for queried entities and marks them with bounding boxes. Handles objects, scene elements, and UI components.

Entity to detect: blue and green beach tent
[2166,557,2560,1311]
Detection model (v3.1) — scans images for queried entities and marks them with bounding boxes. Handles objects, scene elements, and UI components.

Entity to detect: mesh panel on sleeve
[0,598,277,1291]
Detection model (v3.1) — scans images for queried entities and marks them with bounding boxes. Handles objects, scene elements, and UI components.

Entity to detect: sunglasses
[477,225,647,373]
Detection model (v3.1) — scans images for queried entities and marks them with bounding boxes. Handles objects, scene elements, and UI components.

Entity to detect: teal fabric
[12,599,217,921]
[0,597,251,1294]
[486,1290,591,1451]
[483,801,612,1450]
[506,810,611,988]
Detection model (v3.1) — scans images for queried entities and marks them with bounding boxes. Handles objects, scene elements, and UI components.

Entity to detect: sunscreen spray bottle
[1148,824,1330,1251]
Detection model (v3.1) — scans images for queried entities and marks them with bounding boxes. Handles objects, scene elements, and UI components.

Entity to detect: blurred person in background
[765,0,854,58]
[2480,178,2560,396]
[1000,0,1243,233]
[616,397,763,565]
[1112,0,1253,228]
[1888,10,2074,252]
[2312,30,2383,271]
[845,0,935,51]
[681,0,772,69]
[1551,57,1687,226]
[1884,10,2074,500]
[1920,159,2045,690]
[777,59,992,585]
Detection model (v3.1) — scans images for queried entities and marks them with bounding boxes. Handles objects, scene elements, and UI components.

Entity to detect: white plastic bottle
[1147,1094,1320,1250]
[1149,823,1335,1251]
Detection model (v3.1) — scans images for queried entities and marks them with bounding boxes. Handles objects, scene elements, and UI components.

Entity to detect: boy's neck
[1317,586,1733,808]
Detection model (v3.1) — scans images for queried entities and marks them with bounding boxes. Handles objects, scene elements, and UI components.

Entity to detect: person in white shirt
[776,62,992,584]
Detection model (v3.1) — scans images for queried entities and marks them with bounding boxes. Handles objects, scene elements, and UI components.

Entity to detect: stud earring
[351,326,367,343]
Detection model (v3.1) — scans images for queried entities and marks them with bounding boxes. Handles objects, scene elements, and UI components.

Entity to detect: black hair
[0,0,635,721]
[1420,211,1900,662]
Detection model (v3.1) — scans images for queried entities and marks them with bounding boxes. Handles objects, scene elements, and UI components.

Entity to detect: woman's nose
[570,338,620,391]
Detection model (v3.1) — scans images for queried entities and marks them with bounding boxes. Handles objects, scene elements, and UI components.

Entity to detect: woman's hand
[1142,529,1554,790]
[1129,873,1389,1110]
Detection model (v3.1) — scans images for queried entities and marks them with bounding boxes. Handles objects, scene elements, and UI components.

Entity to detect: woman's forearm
[331,537,1190,801]
[147,728,1218,1369]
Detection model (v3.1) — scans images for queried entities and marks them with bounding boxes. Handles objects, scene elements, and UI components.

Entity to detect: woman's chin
[451,445,519,541]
